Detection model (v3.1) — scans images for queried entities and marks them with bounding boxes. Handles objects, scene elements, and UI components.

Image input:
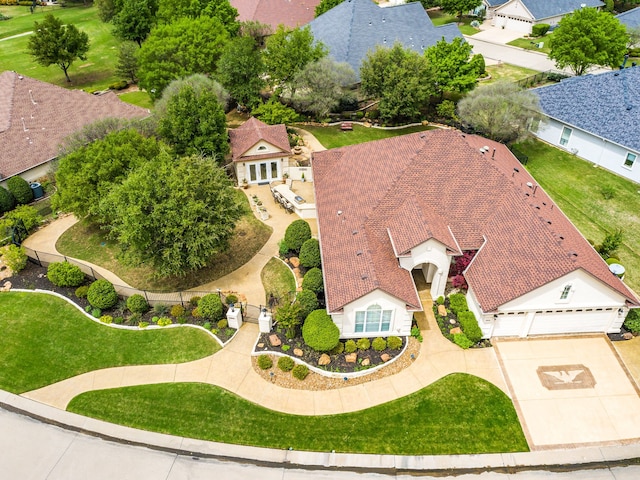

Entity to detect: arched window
[257,145,267,151]
[355,304,392,333]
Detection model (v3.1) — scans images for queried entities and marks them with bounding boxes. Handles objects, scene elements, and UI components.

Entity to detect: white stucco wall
[1,164,51,189]
[496,0,533,18]
[398,238,452,299]
[534,117,640,184]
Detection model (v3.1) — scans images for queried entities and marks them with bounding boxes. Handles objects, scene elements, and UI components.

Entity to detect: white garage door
[492,314,527,337]
[528,310,611,336]
[495,15,533,34]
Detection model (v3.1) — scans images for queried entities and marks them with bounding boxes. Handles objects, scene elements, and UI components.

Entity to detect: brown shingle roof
[313,129,638,313]
[0,71,149,180]
[229,117,291,162]
[231,0,320,29]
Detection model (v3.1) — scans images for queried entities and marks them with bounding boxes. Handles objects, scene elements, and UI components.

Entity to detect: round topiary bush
[199,294,224,321]
[299,238,321,269]
[277,355,295,372]
[284,219,311,253]
[387,336,402,350]
[87,279,118,309]
[330,341,344,355]
[302,309,340,352]
[225,294,238,305]
[372,337,387,351]
[356,338,370,351]
[7,176,33,205]
[0,186,15,214]
[217,318,228,329]
[302,267,324,294]
[344,339,357,353]
[127,294,149,314]
[295,289,319,320]
[47,262,85,287]
[170,304,185,317]
[292,364,309,380]
[257,354,273,370]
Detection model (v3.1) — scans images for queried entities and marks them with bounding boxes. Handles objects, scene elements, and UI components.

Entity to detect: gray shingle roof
[517,0,603,21]
[534,67,640,153]
[485,0,507,7]
[617,6,640,29]
[308,0,462,81]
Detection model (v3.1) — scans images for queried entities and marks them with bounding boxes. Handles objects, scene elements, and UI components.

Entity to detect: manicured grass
[298,124,436,149]
[484,63,539,84]
[520,139,640,293]
[67,374,528,455]
[0,5,122,91]
[261,257,296,305]
[427,11,479,35]
[0,292,219,394]
[56,190,273,291]
[117,91,153,109]
[507,35,553,55]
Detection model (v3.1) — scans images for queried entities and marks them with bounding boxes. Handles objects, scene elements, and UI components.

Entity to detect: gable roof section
[313,129,638,313]
[512,0,603,20]
[535,67,640,153]
[485,0,508,6]
[229,117,291,162]
[0,71,149,181]
[231,0,321,29]
[617,6,640,28]
[308,0,462,81]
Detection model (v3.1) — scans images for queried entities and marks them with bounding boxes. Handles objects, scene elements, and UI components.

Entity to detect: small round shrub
[453,333,474,349]
[189,296,201,307]
[278,239,289,257]
[292,364,309,380]
[7,176,33,205]
[282,344,291,351]
[75,285,89,298]
[99,315,113,324]
[624,309,640,333]
[170,304,185,317]
[372,337,387,351]
[126,294,149,314]
[299,238,321,268]
[257,354,273,370]
[199,294,224,321]
[278,356,295,372]
[191,307,201,318]
[87,279,118,309]
[157,317,172,326]
[295,289,319,319]
[0,244,27,273]
[47,262,85,287]
[91,308,102,318]
[284,219,312,253]
[203,321,212,330]
[387,336,402,350]
[151,316,159,323]
[302,267,324,293]
[436,296,445,305]
[330,341,344,355]
[0,186,15,214]
[356,338,370,351]
[302,309,340,352]
[225,294,238,305]
[217,318,228,329]
[114,316,124,324]
[606,257,620,265]
[344,339,357,353]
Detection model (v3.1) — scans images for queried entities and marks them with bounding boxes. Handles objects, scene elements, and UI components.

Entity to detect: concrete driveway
[494,336,640,449]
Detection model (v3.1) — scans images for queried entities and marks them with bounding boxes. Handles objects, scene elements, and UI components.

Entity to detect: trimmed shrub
[257,354,273,370]
[302,309,340,351]
[278,239,289,257]
[387,336,402,350]
[284,219,311,253]
[7,176,33,205]
[605,257,620,265]
[436,296,445,305]
[453,333,474,349]
[198,294,224,321]
[127,294,149,314]
[189,296,201,307]
[217,318,228,329]
[157,317,172,326]
[448,293,468,314]
[302,267,324,294]
[87,279,118,309]
[330,341,344,355]
[295,289,319,319]
[2,205,41,232]
[91,308,102,318]
[99,315,113,324]
[372,337,387,351]
[278,355,295,372]
[624,309,640,334]
[292,364,309,380]
[344,339,357,353]
[411,326,423,342]
[0,244,27,273]
[0,186,15,214]
[531,23,550,37]
[458,311,482,344]
[203,322,212,330]
[356,338,370,351]
[225,294,238,305]
[299,238,321,268]
[47,262,85,287]
[75,285,89,298]
[170,304,185,317]
[191,307,201,318]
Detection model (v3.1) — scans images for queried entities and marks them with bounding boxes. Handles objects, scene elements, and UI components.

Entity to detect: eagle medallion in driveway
[495,336,640,448]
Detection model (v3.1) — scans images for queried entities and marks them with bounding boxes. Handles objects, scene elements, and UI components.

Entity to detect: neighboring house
[229,117,291,185]
[230,0,321,30]
[0,71,149,188]
[533,67,640,183]
[479,0,508,19]
[616,6,640,30]
[312,129,638,339]
[308,0,462,81]
[492,0,604,34]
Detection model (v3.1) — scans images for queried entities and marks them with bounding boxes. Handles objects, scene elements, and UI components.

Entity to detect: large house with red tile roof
[229,117,291,185]
[231,0,320,30]
[312,129,638,339]
[0,71,149,188]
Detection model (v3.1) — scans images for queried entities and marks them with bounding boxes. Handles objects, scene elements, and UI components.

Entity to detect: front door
[249,161,279,184]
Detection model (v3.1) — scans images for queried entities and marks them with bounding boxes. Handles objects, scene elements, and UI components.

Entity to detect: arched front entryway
[411,262,446,300]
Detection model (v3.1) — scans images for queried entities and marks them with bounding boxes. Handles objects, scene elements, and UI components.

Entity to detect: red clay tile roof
[231,0,320,29]
[0,71,149,181]
[229,117,291,162]
[313,129,638,313]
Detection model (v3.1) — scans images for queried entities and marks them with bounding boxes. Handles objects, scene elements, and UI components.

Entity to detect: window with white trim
[559,126,572,146]
[355,305,392,333]
[623,152,637,168]
[560,285,572,300]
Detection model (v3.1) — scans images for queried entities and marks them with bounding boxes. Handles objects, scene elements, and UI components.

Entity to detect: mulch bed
[434,297,492,349]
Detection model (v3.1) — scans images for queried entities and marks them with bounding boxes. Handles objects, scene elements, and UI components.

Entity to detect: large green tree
[157,0,239,34]
[112,0,158,46]
[115,41,139,83]
[27,14,90,83]
[439,0,482,23]
[95,0,123,22]
[314,0,344,17]
[360,43,435,123]
[425,37,481,98]
[137,16,230,99]
[549,8,629,76]
[217,36,265,108]
[99,154,244,277]
[456,81,542,143]
[156,77,229,160]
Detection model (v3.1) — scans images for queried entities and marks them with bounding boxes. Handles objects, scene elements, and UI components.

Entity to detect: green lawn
[118,91,153,109]
[484,63,539,83]
[298,124,436,150]
[427,11,480,35]
[261,257,296,305]
[56,190,272,291]
[67,374,528,455]
[0,5,122,91]
[520,140,640,293]
[0,292,219,394]
[507,34,553,55]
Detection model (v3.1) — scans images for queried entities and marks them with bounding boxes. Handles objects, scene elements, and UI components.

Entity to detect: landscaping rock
[269,334,282,347]
[450,327,462,335]
[361,358,370,366]
[623,332,634,340]
[449,318,456,325]
[318,353,331,366]
[345,353,357,363]
[257,343,265,348]
[293,348,304,357]
[1,281,11,292]
[290,257,300,268]
[381,353,391,362]
[437,305,447,316]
